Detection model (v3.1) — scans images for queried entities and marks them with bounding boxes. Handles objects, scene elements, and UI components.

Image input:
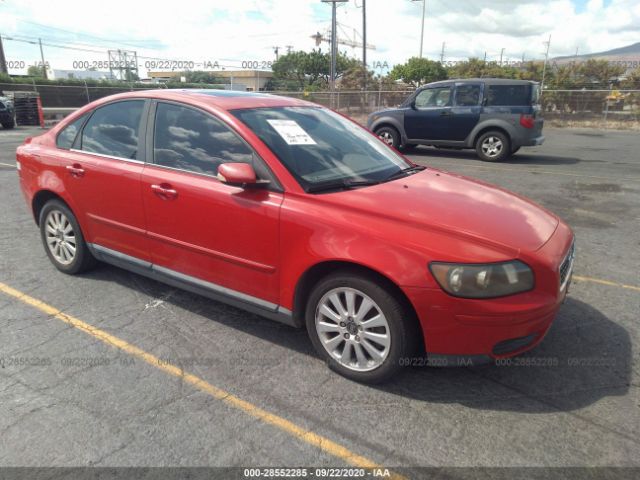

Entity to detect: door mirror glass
[217,163,257,187]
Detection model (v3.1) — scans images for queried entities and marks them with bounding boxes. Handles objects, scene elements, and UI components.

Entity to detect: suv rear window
[486,85,532,106]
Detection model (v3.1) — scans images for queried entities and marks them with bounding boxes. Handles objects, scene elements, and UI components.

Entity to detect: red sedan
[16,90,575,383]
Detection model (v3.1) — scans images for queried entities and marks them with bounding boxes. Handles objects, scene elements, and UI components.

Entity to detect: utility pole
[362,0,367,90]
[440,42,445,63]
[541,34,551,92]
[499,48,505,66]
[273,46,279,61]
[38,38,48,79]
[0,34,8,75]
[411,0,426,58]
[321,0,348,106]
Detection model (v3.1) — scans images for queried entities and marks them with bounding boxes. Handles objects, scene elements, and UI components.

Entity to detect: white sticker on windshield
[266,119,317,145]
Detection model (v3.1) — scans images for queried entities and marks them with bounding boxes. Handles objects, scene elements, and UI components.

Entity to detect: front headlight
[429,261,534,299]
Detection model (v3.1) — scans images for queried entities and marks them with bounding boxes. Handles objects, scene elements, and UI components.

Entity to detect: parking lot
[0,126,639,473]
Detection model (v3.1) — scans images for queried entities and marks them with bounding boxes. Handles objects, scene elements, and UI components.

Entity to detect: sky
[0,0,639,78]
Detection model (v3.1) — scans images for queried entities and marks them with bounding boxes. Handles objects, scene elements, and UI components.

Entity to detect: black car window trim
[453,82,484,107]
[414,85,453,109]
[73,99,149,163]
[55,112,91,150]
[146,99,282,192]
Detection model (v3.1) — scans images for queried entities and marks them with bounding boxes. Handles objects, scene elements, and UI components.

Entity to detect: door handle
[151,183,178,200]
[440,110,452,116]
[66,163,85,177]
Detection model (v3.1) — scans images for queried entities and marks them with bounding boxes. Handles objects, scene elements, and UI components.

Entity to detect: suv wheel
[2,119,15,129]
[476,131,511,162]
[375,126,400,149]
[305,271,418,383]
[39,200,97,274]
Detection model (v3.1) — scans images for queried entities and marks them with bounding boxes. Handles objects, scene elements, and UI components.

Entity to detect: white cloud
[0,0,638,77]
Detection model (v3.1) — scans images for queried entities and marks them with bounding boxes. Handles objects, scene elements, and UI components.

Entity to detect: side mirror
[217,163,257,187]
[410,99,417,110]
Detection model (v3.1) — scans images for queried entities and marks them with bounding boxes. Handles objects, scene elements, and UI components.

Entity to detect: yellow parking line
[0,281,403,478]
[573,275,640,292]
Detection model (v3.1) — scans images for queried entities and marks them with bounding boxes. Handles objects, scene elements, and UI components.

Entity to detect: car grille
[559,242,575,292]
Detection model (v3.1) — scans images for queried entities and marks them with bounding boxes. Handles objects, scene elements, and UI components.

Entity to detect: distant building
[52,69,116,81]
[147,70,273,91]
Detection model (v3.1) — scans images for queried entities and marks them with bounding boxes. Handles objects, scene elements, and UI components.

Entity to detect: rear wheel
[305,271,418,383]
[39,200,97,274]
[475,131,511,162]
[2,119,15,129]
[375,126,400,149]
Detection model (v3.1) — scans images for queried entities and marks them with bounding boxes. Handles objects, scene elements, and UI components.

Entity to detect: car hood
[321,169,559,253]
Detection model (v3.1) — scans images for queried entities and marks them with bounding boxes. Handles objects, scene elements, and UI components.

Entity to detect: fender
[368,111,408,144]
[466,118,518,148]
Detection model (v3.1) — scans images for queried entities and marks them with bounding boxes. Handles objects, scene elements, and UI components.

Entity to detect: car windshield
[231,106,413,192]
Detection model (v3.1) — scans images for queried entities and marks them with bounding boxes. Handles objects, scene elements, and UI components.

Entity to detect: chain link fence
[2,82,639,127]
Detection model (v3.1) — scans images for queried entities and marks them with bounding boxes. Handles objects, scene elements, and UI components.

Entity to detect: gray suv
[367,79,544,162]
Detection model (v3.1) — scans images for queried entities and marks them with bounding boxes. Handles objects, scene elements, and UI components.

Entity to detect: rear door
[404,85,453,141]
[140,100,283,305]
[63,99,150,261]
[445,82,482,141]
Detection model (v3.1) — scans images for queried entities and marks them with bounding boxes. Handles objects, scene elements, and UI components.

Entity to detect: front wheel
[475,131,511,162]
[2,119,15,129]
[375,126,400,149]
[305,271,418,383]
[39,199,97,274]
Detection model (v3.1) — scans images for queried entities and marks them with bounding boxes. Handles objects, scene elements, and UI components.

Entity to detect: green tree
[271,49,359,90]
[182,71,225,84]
[27,65,46,78]
[389,57,447,87]
[446,58,520,80]
[339,65,375,90]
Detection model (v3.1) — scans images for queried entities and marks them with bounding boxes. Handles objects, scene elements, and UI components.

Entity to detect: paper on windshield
[266,119,317,145]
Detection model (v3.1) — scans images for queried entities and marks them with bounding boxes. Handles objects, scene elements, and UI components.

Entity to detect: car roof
[426,78,538,87]
[87,89,316,111]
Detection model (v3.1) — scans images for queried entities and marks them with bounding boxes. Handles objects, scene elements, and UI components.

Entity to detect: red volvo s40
[17,90,575,383]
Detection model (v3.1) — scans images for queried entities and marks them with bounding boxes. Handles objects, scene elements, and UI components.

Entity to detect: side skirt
[87,243,297,328]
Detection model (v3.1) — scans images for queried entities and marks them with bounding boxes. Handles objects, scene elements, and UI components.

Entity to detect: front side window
[56,113,88,149]
[231,107,412,191]
[81,100,144,159]
[454,84,481,107]
[415,87,452,108]
[153,102,253,176]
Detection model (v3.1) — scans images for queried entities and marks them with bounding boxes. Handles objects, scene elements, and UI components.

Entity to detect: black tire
[475,131,511,162]
[305,270,419,384]
[39,199,97,274]
[2,119,15,129]
[374,126,400,149]
[399,143,419,152]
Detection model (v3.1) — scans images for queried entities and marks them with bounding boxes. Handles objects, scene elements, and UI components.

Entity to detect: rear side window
[486,85,532,106]
[81,100,144,159]
[56,113,88,150]
[153,102,253,176]
[454,84,481,106]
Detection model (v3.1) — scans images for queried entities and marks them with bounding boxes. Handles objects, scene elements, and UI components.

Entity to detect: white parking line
[0,162,17,168]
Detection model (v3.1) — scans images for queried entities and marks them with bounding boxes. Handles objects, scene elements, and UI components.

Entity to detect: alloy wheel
[315,287,391,372]
[481,136,503,158]
[44,210,77,265]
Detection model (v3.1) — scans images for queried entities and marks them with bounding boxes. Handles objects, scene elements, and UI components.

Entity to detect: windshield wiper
[383,165,426,183]
[306,178,380,193]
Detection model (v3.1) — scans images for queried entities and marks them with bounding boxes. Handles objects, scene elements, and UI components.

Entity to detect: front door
[404,85,453,141]
[140,101,283,305]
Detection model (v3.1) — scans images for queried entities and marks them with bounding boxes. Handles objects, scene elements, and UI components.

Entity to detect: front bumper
[404,222,573,361]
